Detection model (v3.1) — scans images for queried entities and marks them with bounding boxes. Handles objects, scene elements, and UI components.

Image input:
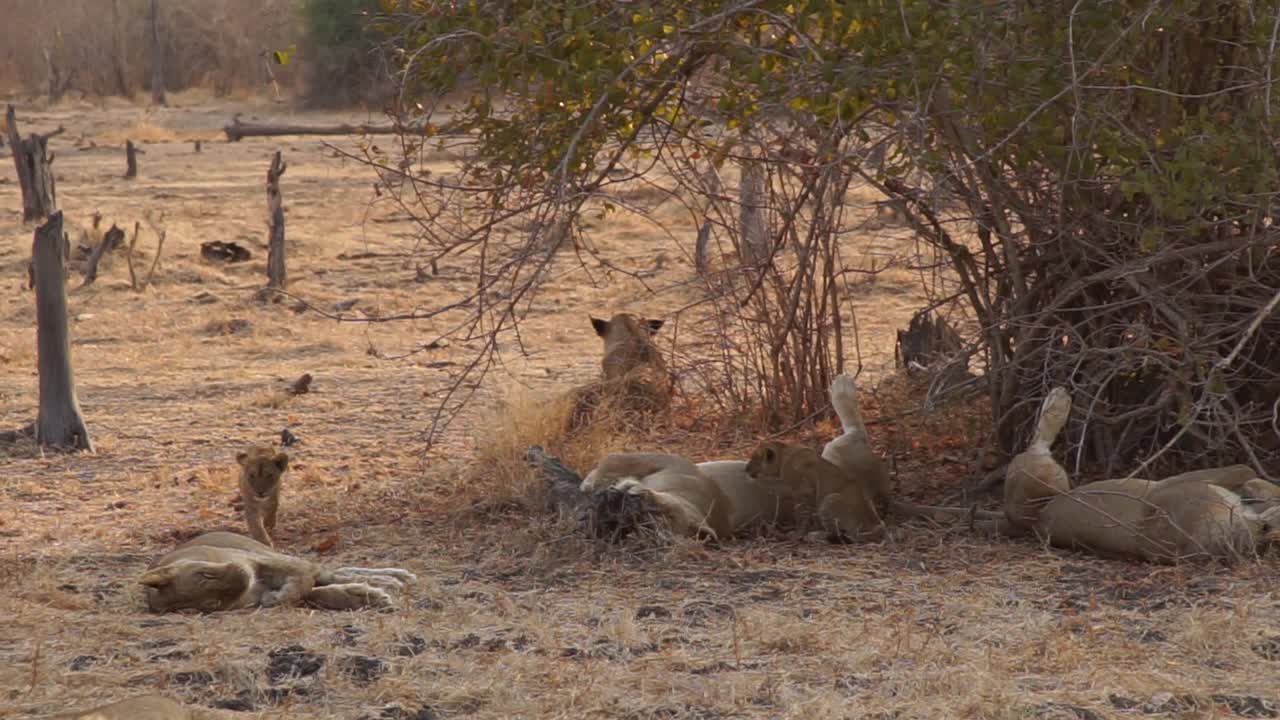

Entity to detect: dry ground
[1,94,1279,719]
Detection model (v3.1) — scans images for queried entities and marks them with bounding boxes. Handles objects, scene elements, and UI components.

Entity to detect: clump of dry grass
[460,387,645,514]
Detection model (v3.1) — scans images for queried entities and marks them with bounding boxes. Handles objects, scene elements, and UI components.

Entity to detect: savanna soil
[1,93,1278,719]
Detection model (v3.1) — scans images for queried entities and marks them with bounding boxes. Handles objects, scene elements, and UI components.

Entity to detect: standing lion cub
[236,445,287,547]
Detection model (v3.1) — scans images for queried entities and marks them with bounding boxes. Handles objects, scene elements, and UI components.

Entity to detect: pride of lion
[54,309,1279,718]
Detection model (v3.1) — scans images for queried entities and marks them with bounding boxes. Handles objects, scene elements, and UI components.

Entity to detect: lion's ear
[645,319,665,335]
[235,451,249,466]
[272,452,289,473]
[590,316,609,337]
[139,566,179,588]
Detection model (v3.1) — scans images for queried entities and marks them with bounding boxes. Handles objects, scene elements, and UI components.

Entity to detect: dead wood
[225,118,408,142]
[124,140,142,178]
[125,221,141,290]
[200,240,251,263]
[31,212,92,451]
[144,217,166,287]
[288,373,313,396]
[81,224,125,287]
[262,150,287,297]
[525,445,665,542]
[7,104,59,222]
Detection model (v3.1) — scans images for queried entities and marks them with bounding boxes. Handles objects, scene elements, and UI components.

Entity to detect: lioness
[1037,473,1280,563]
[569,313,673,428]
[580,454,793,540]
[140,531,415,612]
[1003,387,1073,532]
[53,695,214,720]
[236,445,288,547]
[999,388,1280,562]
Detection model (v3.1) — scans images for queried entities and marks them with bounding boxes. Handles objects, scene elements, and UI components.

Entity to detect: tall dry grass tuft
[458,388,646,516]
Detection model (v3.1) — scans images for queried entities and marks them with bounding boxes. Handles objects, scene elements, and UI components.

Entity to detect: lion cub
[236,445,288,547]
[747,374,892,541]
[140,531,415,612]
[746,442,887,541]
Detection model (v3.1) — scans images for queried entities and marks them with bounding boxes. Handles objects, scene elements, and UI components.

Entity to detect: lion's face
[139,560,251,612]
[590,313,666,381]
[745,443,785,485]
[237,446,288,498]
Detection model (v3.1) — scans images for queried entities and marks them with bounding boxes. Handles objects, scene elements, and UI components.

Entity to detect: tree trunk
[32,212,93,452]
[265,151,287,291]
[124,139,138,178]
[738,157,768,267]
[149,0,166,106]
[110,0,130,97]
[7,105,58,222]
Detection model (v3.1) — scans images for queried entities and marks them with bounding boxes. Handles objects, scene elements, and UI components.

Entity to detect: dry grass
[2,98,1279,720]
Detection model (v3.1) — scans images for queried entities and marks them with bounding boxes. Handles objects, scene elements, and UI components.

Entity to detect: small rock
[168,670,215,687]
[265,645,324,684]
[280,428,299,447]
[339,655,387,685]
[334,624,364,647]
[635,605,671,620]
[395,635,428,657]
[68,655,98,671]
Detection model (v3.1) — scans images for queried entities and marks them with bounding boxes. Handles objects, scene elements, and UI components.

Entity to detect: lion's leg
[305,583,393,610]
[263,495,279,532]
[244,503,272,547]
[615,479,719,540]
[818,492,884,542]
[259,576,311,608]
[326,567,417,589]
[827,374,864,434]
[581,453,698,492]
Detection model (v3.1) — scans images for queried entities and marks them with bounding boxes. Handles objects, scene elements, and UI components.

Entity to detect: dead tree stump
[264,150,288,295]
[32,212,93,451]
[124,139,140,178]
[82,224,125,287]
[7,105,59,222]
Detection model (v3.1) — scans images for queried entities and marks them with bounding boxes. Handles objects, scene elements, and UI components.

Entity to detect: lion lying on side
[1002,386,1280,562]
[579,454,792,540]
[139,532,415,612]
[581,374,992,541]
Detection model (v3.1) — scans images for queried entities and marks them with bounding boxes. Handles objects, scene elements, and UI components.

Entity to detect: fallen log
[223,117,466,142]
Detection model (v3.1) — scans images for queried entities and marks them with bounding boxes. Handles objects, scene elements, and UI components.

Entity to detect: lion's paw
[829,373,858,404]
[612,477,648,496]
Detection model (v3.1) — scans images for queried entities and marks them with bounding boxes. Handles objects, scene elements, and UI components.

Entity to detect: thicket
[297,0,394,107]
[357,2,1280,476]
[0,0,297,99]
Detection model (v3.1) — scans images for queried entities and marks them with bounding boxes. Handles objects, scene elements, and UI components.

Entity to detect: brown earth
[1,94,1278,719]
